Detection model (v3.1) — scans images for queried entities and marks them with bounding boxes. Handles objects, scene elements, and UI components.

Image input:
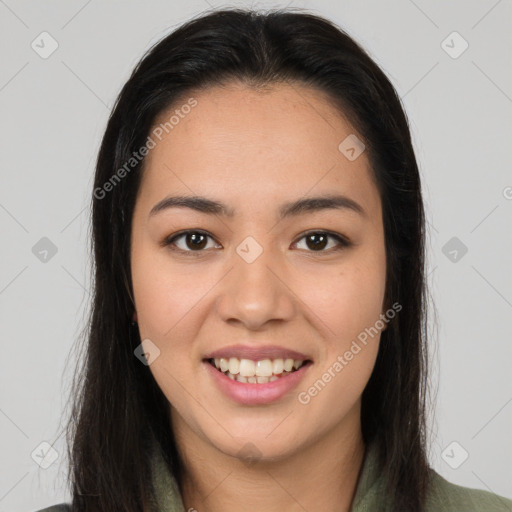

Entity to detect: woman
[36,8,512,512]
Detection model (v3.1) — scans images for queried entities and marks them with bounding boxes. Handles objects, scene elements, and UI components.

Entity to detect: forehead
[137,82,380,219]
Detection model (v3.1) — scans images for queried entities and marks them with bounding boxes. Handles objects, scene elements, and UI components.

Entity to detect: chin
[202,422,309,463]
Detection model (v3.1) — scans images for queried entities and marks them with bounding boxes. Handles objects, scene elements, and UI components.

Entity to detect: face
[130,81,387,463]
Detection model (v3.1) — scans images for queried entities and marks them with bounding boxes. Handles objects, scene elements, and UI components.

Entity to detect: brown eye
[162,229,350,256]
[183,232,208,250]
[294,231,350,252]
[305,233,328,250]
[163,230,219,254]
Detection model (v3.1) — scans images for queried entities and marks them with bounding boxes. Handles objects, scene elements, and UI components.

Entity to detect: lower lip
[203,360,312,405]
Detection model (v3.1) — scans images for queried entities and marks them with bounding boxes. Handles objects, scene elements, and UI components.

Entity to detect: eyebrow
[149,194,366,219]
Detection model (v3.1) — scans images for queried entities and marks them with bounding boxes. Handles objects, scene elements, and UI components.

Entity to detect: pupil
[306,233,327,250]
[187,232,207,250]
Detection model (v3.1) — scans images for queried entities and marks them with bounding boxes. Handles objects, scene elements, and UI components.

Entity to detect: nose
[215,245,296,330]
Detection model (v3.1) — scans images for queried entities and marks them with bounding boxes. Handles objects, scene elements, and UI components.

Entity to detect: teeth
[283,358,294,372]
[255,359,273,377]
[228,357,240,375]
[273,359,284,374]
[231,370,292,382]
[210,356,308,383]
[239,359,256,377]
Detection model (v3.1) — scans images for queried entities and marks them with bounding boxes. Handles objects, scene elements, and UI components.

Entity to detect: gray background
[1,0,511,510]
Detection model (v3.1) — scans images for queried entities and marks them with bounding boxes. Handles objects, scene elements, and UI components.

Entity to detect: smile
[208,357,308,384]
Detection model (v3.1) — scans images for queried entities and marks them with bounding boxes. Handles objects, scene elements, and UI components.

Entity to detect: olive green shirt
[36,441,512,511]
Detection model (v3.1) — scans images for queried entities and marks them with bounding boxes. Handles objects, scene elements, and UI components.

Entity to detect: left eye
[293,231,349,252]
[162,230,350,255]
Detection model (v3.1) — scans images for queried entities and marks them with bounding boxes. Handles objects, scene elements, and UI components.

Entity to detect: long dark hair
[64,7,432,511]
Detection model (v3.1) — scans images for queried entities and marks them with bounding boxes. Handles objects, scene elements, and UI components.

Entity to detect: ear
[132,311,138,323]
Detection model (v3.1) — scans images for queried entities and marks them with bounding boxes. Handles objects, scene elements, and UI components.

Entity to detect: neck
[172,405,366,512]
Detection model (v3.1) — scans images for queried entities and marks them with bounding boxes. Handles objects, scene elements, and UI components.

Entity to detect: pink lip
[203,359,313,405]
[203,344,311,361]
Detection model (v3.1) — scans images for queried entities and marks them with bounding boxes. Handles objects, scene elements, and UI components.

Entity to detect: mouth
[205,356,313,384]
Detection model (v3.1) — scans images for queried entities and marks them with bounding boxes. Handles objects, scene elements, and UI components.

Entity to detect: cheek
[131,250,209,411]
[296,286,382,422]
[295,251,385,407]
[298,253,386,347]
[131,245,210,340]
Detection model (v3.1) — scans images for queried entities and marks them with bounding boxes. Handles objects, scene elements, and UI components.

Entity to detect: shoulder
[426,470,512,512]
[33,504,71,512]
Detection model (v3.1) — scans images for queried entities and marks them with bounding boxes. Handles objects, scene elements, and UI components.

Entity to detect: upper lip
[203,344,312,361]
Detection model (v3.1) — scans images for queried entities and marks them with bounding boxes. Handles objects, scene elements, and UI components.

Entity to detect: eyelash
[161,229,351,257]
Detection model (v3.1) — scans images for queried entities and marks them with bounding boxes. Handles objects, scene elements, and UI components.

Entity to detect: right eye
[161,230,221,256]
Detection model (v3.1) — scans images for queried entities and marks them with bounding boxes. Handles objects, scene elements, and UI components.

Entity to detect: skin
[130,81,387,512]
